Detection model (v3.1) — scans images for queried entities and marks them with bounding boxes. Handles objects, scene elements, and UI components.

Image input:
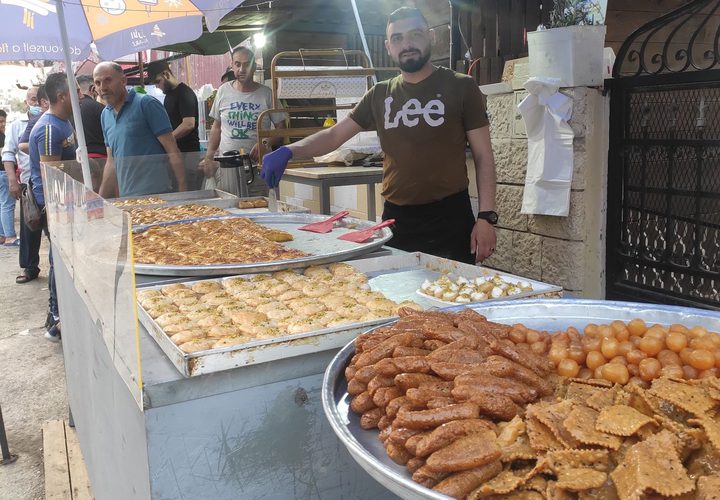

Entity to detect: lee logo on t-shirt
[383,96,445,129]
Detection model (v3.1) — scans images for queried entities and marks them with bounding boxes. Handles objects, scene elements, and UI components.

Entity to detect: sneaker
[44,323,61,343]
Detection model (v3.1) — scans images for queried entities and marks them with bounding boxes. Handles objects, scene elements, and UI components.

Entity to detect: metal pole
[138,51,145,89]
[0,406,18,465]
[350,0,377,85]
[55,0,93,189]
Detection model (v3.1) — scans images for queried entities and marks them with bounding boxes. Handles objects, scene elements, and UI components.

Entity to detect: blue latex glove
[260,146,293,188]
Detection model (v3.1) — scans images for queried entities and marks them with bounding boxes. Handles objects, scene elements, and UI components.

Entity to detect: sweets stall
[44,161,563,499]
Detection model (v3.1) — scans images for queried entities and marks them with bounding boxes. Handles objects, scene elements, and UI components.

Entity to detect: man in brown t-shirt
[261,7,497,263]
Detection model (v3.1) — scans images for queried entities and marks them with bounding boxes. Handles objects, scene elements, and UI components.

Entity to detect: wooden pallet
[42,420,93,500]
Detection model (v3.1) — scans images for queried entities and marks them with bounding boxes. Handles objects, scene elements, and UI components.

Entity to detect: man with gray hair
[93,61,186,197]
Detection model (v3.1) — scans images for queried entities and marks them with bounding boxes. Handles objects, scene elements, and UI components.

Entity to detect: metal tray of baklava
[132,213,393,276]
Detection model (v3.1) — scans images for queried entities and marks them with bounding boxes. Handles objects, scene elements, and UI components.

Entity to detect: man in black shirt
[147,60,201,189]
[76,75,107,191]
[76,75,107,156]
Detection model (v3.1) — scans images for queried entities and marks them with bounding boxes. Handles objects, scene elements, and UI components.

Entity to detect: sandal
[3,239,19,247]
[16,273,38,284]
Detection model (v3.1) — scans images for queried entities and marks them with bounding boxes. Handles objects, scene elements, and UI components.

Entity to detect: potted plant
[527,0,607,87]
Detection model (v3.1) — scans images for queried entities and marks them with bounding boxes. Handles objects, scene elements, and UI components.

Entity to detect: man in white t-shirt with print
[200,47,286,196]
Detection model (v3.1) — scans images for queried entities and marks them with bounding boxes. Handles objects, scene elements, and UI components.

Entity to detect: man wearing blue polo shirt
[93,61,186,198]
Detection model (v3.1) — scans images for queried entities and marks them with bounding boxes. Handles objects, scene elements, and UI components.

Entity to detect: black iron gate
[606,0,720,309]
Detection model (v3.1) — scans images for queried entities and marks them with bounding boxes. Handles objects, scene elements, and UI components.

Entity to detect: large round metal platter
[322,299,720,500]
[133,213,393,276]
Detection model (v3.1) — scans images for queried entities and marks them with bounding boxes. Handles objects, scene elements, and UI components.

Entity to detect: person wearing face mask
[2,86,45,287]
[18,84,50,155]
[261,7,497,264]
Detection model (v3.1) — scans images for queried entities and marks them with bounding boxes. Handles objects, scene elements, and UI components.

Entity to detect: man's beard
[397,49,431,73]
[163,80,173,93]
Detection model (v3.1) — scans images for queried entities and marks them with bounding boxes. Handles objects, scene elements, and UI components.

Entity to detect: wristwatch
[477,210,499,225]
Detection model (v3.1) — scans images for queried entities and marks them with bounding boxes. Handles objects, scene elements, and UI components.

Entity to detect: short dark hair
[231,46,255,64]
[0,109,6,119]
[45,72,69,105]
[147,60,171,82]
[387,7,428,28]
[37,84,48,103]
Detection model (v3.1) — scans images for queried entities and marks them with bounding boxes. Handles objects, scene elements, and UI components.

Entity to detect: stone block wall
[480,88,609,297]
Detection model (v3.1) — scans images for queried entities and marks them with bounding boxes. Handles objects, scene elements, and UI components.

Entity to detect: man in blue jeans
[2,86,46,285]
[28,72,78,342]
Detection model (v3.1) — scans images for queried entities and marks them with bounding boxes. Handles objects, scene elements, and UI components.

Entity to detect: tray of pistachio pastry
[136,252,562,377]
[136,261,427,377]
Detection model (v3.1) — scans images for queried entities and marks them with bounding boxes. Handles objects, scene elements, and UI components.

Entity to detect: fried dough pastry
[342,309,720,499]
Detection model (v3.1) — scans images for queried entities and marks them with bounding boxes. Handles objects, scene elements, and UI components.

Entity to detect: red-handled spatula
[298,210,350,233]
[338,219,395,243]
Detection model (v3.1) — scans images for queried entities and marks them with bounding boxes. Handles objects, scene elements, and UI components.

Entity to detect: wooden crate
[42,420,93,500]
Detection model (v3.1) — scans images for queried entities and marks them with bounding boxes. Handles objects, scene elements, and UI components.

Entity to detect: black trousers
[382,189,476,264]
[19,183,42,275]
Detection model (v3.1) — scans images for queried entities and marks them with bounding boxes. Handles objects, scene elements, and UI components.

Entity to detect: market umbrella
[0,0,249,187]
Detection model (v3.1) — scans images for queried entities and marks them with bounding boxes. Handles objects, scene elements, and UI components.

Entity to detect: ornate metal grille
[607,0,720,309]
[614,0,720,78]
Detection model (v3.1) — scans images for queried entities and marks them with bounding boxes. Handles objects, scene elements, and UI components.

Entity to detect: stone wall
[480,88,610,297]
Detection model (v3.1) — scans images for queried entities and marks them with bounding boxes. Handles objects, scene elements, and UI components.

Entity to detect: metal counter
[56,248,399,500]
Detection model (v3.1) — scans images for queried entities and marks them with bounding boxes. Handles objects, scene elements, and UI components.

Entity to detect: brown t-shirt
[350,67,489,205]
